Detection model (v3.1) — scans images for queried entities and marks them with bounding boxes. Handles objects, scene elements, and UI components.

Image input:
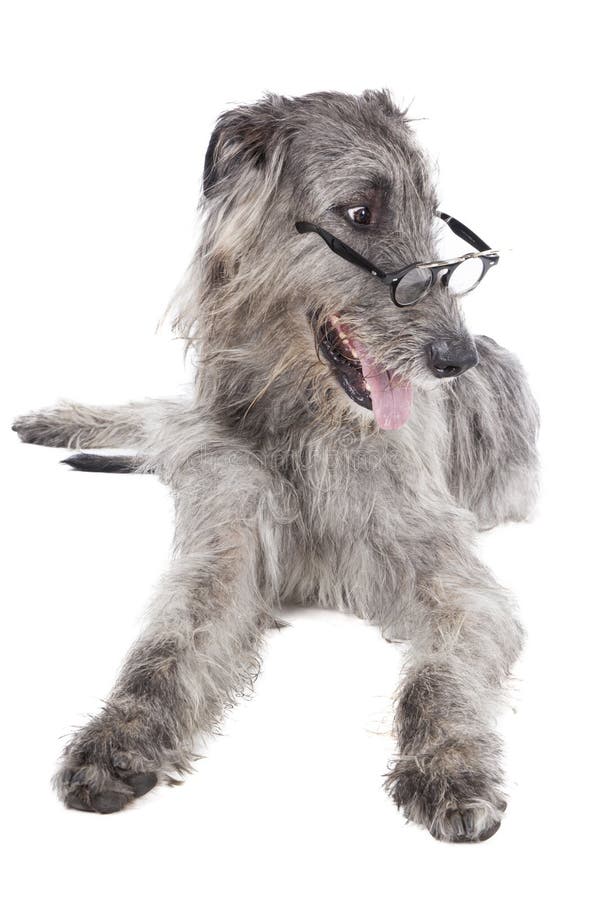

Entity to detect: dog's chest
[286,433,438,589]
[271,397,450,605]
[297,404,446,537]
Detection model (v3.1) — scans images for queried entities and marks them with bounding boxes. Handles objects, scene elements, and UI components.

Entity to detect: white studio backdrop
[1,2,597,898]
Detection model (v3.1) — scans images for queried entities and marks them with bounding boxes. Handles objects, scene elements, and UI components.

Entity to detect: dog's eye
[347,206,372,226]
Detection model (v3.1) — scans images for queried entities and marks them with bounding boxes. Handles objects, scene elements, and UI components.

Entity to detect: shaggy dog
[13,90,539,841]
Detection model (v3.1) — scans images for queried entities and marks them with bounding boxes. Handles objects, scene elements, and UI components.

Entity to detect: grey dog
[13,90,538,842]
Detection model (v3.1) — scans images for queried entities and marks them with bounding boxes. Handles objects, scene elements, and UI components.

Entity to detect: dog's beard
[319,315,413,430]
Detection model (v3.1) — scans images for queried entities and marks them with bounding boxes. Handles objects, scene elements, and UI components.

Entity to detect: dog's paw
[54,707,166,813]
[55,762,158,814]
[386,745,507,843]
[12,410,71,447]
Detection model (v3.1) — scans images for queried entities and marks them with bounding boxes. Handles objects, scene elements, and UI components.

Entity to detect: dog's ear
[203,98,284,197]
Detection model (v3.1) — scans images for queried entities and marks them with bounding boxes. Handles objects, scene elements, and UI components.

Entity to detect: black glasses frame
[295,212,500,307]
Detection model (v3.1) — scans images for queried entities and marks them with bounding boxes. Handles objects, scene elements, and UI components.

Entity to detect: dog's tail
[61,453,153,474]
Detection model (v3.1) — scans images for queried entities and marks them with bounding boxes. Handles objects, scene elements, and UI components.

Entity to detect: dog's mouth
[317,315,413,430]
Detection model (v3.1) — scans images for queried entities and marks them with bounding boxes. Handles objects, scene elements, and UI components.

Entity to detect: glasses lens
[394,267,432,306]
[449,257,485,295]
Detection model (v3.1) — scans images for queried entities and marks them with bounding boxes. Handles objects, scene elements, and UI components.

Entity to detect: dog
[12,89,539,841]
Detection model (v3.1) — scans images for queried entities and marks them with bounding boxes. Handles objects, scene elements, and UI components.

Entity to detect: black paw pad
[65,793,93,812]
[123,772,158,798]
[91,791,130,814]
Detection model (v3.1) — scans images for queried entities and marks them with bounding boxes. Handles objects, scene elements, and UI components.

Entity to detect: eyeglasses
[295,212,500,307]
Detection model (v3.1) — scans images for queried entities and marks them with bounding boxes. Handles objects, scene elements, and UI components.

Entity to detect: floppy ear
[203,97,285,197]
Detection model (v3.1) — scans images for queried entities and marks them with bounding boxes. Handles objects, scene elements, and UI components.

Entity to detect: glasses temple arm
[437,211,492,253]
[295,221,388,279]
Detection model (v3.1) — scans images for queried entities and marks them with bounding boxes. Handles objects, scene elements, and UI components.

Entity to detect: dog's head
[178,90,479,431]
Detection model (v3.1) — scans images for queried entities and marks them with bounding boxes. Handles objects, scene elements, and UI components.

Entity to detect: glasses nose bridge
[435,259,464,290]
[431,263,452,289]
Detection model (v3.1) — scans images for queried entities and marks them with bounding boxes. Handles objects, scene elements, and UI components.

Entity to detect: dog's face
[189,91,478,431]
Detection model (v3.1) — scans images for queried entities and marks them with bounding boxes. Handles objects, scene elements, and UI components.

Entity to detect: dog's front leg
[386,549,523,842]
[444,335,539,529]
[54,471,275,813]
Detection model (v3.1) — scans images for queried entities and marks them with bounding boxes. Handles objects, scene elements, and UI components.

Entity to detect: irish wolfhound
[12,90,538,841]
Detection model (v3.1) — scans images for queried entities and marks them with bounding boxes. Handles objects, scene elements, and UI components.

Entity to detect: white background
[1,2,598,897]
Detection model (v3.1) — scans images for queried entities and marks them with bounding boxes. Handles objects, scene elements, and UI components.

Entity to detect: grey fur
[12,90,538,840]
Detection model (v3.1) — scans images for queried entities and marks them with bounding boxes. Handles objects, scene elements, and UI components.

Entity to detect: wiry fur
[13,90,539,840]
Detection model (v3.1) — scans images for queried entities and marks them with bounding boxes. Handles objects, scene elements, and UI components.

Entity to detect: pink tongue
[351,340,413,430]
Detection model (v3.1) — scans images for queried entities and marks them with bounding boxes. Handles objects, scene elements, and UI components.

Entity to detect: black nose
[426,338,479,378]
